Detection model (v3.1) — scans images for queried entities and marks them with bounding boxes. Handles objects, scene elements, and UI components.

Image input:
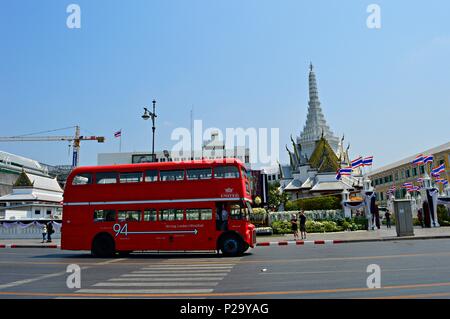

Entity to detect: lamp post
[142,99,157,162]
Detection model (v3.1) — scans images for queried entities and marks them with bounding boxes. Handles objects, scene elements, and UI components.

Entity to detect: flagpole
[119,129,122,152]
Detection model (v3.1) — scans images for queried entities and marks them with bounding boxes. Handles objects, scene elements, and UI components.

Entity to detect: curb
[256,240,342,246]
[0,244,59,249]
[256,235,450,247]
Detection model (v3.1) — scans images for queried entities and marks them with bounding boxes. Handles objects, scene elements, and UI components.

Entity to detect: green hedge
[285,195,341,211]
[271,217,367,234]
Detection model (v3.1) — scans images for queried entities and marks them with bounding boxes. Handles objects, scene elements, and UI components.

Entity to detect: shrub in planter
[271,220,292,234]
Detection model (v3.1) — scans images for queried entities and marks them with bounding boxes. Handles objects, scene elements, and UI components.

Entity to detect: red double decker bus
[62,159,256,257]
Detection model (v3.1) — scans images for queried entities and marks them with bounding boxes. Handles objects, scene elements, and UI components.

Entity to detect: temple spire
[298,63,340,159]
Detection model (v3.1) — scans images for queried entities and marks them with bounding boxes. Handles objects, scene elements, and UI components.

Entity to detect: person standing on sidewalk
[291,214,299,240]
[41,224,47,243]
[385,210,391,229]
[299,210,307,240]
[46,221,54,242]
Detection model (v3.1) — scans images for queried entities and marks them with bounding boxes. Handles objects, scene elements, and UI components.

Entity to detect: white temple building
[280,64,362,200]
[0,171,63,220]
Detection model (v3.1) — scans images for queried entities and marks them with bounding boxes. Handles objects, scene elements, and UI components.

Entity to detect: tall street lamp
[142,99,157,162]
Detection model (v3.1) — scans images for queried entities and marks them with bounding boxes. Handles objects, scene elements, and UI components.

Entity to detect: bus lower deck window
[94,210,116,222]
[144,209,157,221]
[118,211,142,222]
[159,209,184,221]
[186,208,212,220]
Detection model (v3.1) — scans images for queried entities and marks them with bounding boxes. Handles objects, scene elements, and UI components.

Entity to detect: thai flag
[402,182,413,189]
[436,178,447,184]
[351,157,363,169]
[363,156,373,167]
[335,170,341,180]
[389,186,396,191]
[339,167,352,176]
[423,155,434,164]
[408,186,420,192]
[444,180,449,186]
[412,154,424,166]
[416,178,424,183]
[431,164,446,175]
[114,130,122,138]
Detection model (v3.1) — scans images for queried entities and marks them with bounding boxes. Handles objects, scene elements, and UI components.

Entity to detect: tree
[268,182,289,211]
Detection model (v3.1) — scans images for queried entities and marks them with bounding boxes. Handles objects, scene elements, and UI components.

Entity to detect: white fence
[0,221,62,239]
[268,210,344,224]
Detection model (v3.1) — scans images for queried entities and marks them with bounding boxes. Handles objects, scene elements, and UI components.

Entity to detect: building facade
[368,142,450,206]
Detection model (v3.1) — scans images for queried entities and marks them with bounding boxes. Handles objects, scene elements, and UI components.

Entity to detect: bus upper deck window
[214,166,239,179]
[160,170,185,181]
[95,172,118,184]
[72,173,92,185]
[144,170,158,182]
[120,172,143,183]
[186,168,212,180]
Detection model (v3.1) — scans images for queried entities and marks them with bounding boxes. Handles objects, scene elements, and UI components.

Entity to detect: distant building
[0,171,63,220]
[369,142,450,206]
[0,150,51,196]
[280,64,360,200]
[261,166,282,185]
[98,131,251,169]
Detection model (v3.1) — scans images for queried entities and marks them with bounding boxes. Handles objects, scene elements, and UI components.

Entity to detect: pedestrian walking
[385,210,391,229]
[417,208,423,228]
[299,210,307,240]
[46,221,54,242]
[290,214,299,240]
[41,224,47,243]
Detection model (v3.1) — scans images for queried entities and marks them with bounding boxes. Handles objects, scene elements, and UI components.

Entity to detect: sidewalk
[256,226,450,246]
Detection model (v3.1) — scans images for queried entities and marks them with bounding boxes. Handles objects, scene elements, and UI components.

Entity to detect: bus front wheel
[220,235,244,257]
[91,234,115,258]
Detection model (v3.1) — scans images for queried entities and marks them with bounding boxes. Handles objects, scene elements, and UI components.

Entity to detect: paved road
[1,239,450,299]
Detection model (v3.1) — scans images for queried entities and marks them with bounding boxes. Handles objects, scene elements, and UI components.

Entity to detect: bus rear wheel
[220,235,244,257]
[91,234,115,258]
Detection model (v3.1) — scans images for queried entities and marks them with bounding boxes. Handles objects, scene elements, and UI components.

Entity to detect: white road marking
[141,266,233,270]
[76,288,214,294]
[132,269,231,274]
[108,277,224,282]
[0,258,126,290]
[121,273,229,277]
[94,282,218,287]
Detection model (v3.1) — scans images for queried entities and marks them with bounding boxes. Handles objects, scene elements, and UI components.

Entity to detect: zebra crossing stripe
[94,282,218,287]
[76,289,214,294]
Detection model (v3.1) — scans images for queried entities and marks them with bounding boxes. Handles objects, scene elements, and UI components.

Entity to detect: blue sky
[0,0,449,169]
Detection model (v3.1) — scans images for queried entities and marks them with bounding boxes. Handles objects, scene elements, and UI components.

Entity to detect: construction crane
[0,126,105,167]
